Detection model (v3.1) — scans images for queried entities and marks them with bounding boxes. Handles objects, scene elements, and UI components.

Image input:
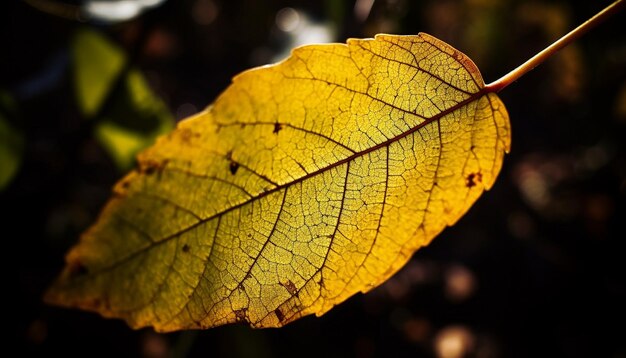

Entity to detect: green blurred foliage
[73,29,125,118]
[73,29,174,170]
[0,91,23,190]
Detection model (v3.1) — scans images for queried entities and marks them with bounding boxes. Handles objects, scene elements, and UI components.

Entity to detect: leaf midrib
[82,87,490,278]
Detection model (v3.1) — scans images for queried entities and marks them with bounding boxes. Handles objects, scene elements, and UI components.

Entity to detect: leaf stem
[485,0,625,93]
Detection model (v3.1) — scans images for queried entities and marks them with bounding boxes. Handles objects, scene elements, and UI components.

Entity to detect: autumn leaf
[45,33,511,331]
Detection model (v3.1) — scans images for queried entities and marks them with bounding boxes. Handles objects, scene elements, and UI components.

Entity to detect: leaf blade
[46,33,511,331]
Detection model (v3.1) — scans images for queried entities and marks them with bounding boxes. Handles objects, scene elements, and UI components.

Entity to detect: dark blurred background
[3,0,626,357]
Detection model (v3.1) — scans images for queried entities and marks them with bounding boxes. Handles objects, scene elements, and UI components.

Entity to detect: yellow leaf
[46,33,511,331]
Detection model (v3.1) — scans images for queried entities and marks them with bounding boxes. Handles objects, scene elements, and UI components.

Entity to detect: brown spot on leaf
[68,260,88,278]
[229,161,239,175]
[451,48,480,76]
[234,308,247,322]
[140,159,169,176]
[465,172,482,188]
[179,129,203,143]
[274,308,285,322]
[280,280,298,296]
[179,128,194,144]
[225,150,239,175]
[182,244,190,253]
[273,123,283,134]
[89,298,101,309]
[143,166,156,176]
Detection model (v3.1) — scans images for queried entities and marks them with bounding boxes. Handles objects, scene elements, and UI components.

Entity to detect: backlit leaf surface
[46,33,511,331]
